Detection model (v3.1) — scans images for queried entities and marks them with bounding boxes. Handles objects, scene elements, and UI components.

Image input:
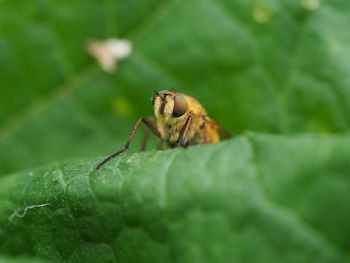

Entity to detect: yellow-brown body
[153,91,220,149]
[96,90,230,170]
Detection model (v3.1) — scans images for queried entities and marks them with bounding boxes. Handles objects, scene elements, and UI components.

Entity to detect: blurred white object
[300,0,319,10]
[253,5,271,23]
[87,39,133,73]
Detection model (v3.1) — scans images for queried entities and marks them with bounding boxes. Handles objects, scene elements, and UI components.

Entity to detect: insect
[95,90,231,170]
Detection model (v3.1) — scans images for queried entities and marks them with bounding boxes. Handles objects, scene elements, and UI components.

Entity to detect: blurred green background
[1,0,350,176]
[1,1,350,263]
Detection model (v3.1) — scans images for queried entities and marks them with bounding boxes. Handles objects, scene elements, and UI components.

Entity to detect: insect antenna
[154,91,161,98]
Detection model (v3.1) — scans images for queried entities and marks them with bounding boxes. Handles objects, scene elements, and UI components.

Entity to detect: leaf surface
[1,134,349,262]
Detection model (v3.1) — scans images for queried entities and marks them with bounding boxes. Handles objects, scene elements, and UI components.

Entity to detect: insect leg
[203,122,209,144]
[142,117,161,138]
[178,115,193,147]
[95,118,160,170]
[140,117,161,151]
[140,128,149,151]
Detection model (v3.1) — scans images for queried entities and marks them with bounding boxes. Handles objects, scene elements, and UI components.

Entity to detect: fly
[95,90,231,170]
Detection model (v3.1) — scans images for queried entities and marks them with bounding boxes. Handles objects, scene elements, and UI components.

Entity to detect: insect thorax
[157,114,209,148]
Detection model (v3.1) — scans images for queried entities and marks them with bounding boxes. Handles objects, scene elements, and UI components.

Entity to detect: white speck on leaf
[28,171,33,177]
[9,203,50,221]
[87,38,133,73]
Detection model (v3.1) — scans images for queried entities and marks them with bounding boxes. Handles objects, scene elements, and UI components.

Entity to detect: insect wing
[208,119,232,139]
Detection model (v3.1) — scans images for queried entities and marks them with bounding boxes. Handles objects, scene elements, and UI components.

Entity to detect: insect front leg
[95,117,160,170]
[202,121,209,144]
[139,117,159,151]
[140,128,149,151]
[177,114,193,147]
[142,117,161,138]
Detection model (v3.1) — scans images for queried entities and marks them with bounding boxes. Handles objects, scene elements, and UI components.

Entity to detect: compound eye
[172,95,187,117]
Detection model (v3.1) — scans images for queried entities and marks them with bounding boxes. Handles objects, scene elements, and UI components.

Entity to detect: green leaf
[0,255,47,263]
[2,0,350,175]
[0,134,350,262]
[1,0,350,262]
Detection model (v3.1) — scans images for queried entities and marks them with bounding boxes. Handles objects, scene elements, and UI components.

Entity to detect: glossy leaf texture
[1,0,350,262]
[1,134,350,262]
